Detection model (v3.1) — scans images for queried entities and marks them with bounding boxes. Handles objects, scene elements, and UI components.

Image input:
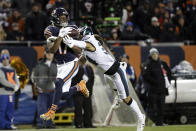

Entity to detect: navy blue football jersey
[44,25,77,64]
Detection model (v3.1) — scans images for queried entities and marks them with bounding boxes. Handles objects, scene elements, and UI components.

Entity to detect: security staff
[142,48,171,126]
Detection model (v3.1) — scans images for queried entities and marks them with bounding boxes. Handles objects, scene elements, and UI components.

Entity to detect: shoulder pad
[44,25,59,37]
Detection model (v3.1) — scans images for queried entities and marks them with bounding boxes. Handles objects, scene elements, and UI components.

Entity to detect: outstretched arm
[45,27,72,53]
[63,35,95,51]
[48,37,63,53]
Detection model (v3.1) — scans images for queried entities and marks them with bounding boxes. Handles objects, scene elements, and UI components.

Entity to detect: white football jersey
[82,35,115,71]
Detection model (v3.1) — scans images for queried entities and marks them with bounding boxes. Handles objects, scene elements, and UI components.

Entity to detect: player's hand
[58,27,72,38]
[14,85,20,92]
[63,35,75,48]
[46,36,57,48]
[47,36,57,42]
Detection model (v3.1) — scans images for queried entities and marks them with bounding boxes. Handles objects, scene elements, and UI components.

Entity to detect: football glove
[46,36,57,48]
[58,27,72,38]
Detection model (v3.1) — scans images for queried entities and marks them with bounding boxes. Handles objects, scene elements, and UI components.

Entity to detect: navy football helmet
[51,7,69,27]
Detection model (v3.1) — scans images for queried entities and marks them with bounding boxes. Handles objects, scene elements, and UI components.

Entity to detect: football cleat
[77,80,89,98]
[40,104,57,120]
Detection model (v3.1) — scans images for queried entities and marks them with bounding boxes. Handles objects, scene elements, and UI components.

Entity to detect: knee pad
[124,98,133,105]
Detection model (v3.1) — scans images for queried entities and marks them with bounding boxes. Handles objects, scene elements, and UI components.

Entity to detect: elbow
[49,48,56,53]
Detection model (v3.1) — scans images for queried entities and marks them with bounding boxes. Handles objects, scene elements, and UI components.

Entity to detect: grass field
[16,125,196,131]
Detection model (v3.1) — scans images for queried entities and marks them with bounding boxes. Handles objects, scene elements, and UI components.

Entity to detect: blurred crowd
[0,0,196,43]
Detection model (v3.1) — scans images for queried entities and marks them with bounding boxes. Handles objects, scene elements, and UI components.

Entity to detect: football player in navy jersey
[40,8,89,121]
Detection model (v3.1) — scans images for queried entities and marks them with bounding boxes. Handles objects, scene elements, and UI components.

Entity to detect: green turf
[16,125,196,131]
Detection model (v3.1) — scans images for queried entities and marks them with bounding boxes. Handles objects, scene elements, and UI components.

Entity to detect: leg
[146,94,157,123]
[83,97,92,127]
[112,67,144,119]
[5,95,15,129]
[46,92,55,128]
[73,93,84,128]
[111,64,145,131]
[0,95,8,129]
[156,94,165,125]
[53,61,79,106]
[53,78,65,105]
[36,93,49,128]
[40,61,88,121]
[40,78,63,120]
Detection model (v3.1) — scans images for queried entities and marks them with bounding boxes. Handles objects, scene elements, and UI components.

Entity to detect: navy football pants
[0,95,14,129]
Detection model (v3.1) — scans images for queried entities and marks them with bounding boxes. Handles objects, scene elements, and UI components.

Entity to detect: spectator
[172,7,184,25]
[54,0,68,9]
[121,21,149,40]
[163,10,170,22]
[0,0,9,29]
[157,2,166,26]
[144,16,161,41]
[6,22,24,41]
[0,53,20,130]
[175,16,188,41]
[25,2,48,40]
[79,0,94,18]
[0,24,7,40]
[159,23,180,42]
[183,0,196,23]
[12,0,32,15]
[189,17,196,42]
[152,6,160,18]
[130,0,139,11]
[142,48,171,126]
[133,0,152,32]
[120,54,137,88]
[3,0,13,17]
[110,27,121,46]
[135,64,148,111]
[7,9,24,32]
[31,49,57,129]
[72,57,95,128]
[165,0,175,18]
[122,2,134,26]
[0,49,10,69]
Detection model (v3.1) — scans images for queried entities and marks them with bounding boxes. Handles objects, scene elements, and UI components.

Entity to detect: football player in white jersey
[63,26,145,131]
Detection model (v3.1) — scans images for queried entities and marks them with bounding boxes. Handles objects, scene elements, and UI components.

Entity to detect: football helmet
[51,7,69,27]
[79,26,93,36]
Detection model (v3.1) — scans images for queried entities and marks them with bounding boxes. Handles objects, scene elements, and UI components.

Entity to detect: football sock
[129,99,143,120]
[50,104,57,112]
[53,78,64,105]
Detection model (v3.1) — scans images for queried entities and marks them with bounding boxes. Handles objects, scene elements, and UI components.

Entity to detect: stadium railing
[0,40,194,46]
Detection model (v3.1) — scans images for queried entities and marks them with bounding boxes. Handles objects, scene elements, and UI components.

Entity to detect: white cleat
[137,114,146,131]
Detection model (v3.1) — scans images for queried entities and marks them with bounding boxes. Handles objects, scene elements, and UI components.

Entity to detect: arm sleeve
[0,70,15,88]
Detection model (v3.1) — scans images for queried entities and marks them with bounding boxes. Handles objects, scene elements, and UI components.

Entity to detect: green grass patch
[16,125,196,131]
